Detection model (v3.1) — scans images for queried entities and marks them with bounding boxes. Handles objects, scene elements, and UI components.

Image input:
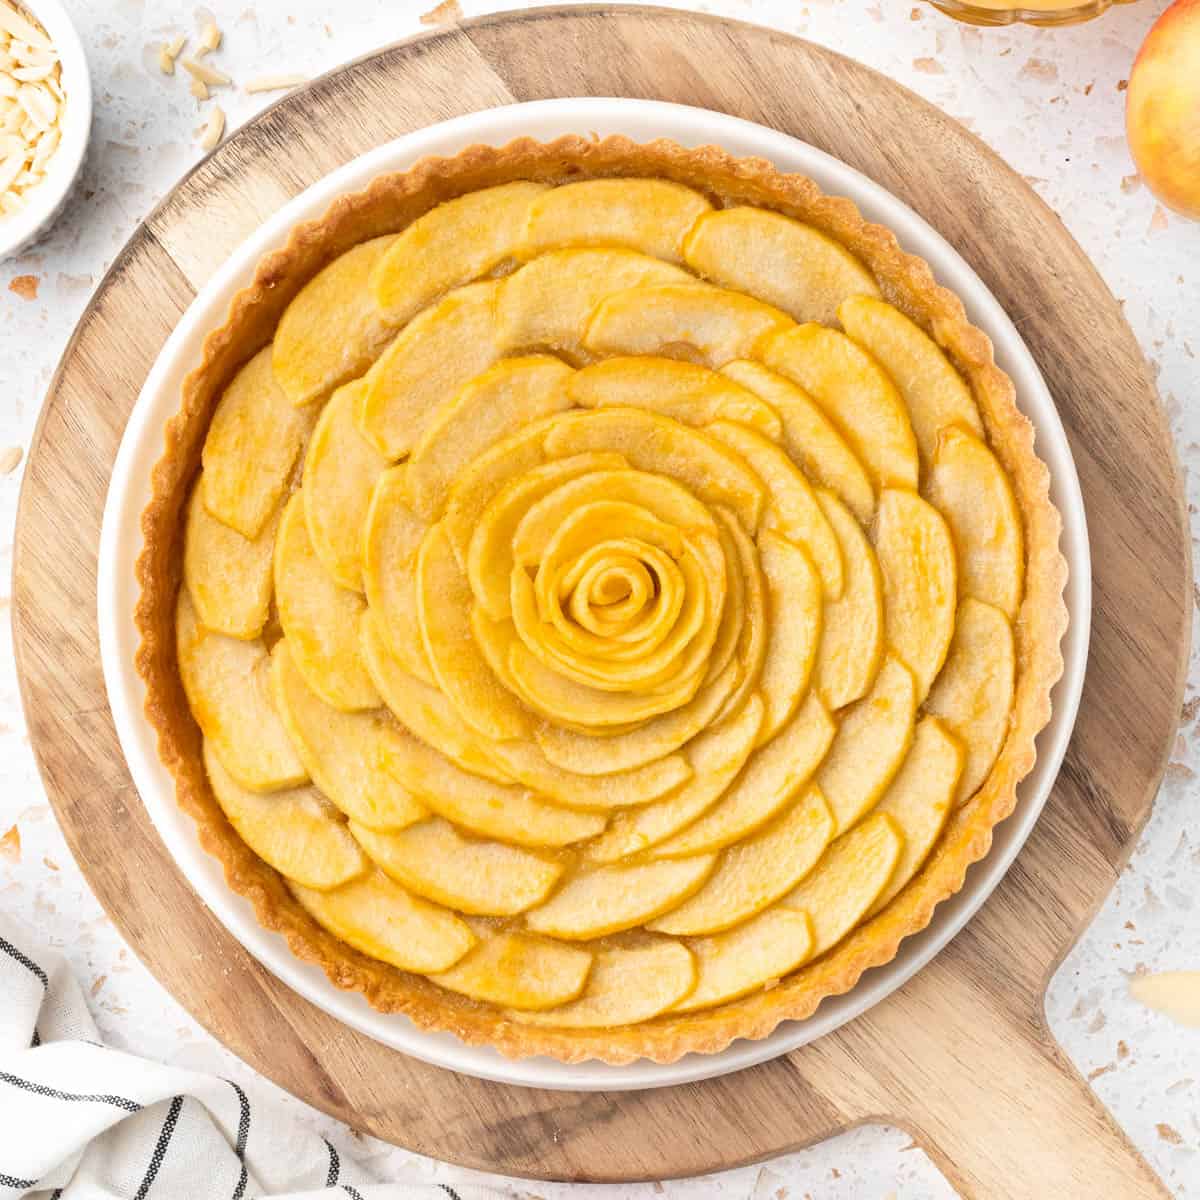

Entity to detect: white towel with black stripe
[0,915,505,1200]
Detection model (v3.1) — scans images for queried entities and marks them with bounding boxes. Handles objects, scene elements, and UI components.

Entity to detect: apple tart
[136,136,1066,1063]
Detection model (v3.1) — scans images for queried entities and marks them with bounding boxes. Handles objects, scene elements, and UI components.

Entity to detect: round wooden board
[12,7,1189,1194]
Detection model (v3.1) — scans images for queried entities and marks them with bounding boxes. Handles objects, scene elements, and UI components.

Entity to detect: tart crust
[134,135,1067,1065]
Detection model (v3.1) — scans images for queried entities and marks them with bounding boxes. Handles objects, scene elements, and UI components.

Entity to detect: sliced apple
[301,380,388,591]
[711,508,768,720]
[468,454,628,620]
[924,426,1025,620]
[495,248,692,356]
[874,489,957,701]
[588,694,765,863]
[519,178,712,264]
[203,740,365,890]
[486,738,692,812]
[924,598,1015,807]
[430,930,593,1010]
[371,181,548,325]
[720,360,875,524]
[583,283,792,367]
[525,854,716,940]
[361,466,435,685]
[654,692,836,856]
[358,280,501,460]
[359,611,512,784]
[759,324,919,491]
[177,590,308,792]
[183,480,277,640]
[417,522,531,740]
[201,345,314,538]
[567,356,782,439]
[273,234,397,407]
[754,531,823,744]
[781,813,904,956]
[536,658,741,776]
[274,493,380,712]
[404,356,574,521]
[812,491,884,710]
[349,818,562,915]
[708,420,843,600]
[649,786,834,935]
[816,655,916,834]
[510,940,697,1027]
[867,716,963,916]
[268,639,427,832]
[682,207,880,326]
[542,407,765,534]
[838,295,984,467]
[291,869,474,973]
[670,907,814,1013]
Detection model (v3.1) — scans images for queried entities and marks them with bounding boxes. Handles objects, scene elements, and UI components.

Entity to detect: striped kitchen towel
[0,914,503,1200]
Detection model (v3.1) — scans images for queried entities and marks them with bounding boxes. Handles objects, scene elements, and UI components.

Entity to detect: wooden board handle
[794,950,1168,1198]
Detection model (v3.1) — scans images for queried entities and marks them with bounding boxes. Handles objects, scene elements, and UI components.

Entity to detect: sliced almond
[244,72,307,94]
[181,57,231,87]
[198,104,224,150]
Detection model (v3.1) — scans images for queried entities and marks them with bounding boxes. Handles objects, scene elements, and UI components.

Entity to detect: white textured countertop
[1,1,1197,1195]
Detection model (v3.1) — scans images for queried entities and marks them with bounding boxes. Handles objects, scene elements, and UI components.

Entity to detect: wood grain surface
[11,8,1189,1195]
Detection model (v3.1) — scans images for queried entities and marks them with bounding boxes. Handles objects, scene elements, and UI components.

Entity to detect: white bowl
[98,98,1092,1093]
[0,0,91,260]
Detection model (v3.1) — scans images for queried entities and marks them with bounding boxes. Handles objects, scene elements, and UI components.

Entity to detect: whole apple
[1126,0,1200,220]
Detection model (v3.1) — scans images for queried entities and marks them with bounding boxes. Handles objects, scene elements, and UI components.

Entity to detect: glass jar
[929,0,1138,26]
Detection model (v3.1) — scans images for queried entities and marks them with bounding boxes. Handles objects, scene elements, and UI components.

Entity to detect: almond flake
[0,1,52,51]
[243,72,307,94]
[189,76,208,101]
[199,21,221,52]
[12,62,52,81]
[181,57,230,87]
[159,44,177,75]
[198,104,224,150]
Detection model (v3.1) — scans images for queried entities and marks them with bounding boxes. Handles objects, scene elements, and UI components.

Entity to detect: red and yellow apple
[1126,0,1200,220]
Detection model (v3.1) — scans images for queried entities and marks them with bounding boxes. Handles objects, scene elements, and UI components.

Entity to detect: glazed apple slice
[924,425,1025,620]
[349,818,563,915]
[924,598,1015,807]
[201,345,315,539]
[301,379,388,591]
[542,408,765,534]
[291,869,474,973]
[371,181,548,325]
[183,480,278,640]
[753,532,822,744]
[707,419,843,600]
[176,590,308,792]
[525,855,717,940]
[838,295,984,467]
[274,493,380,712]
[653,692,836,857]
[670,907,814,1013]
[268,639,427,832]
[781,812,904,956]
[203,741,365,890]
[816,656,916,834]
[649,785,834,936]
[583,283,792,367]
[417,522,532,741]
[867,716,963,916]
[273,234,398,407]
[759,324,919,491]
[587,694,765,863]
[359,610,512,785]
[403,355,574,521]
[361,466,436,685]
[495,248,692,356]
[518,178,712,264]
[720,360,875,524]
[811,491,884,710]
[567,356,782,439]
[509,940,697,1027]
[682,207,880,326]
[358,280,501,460]
[430,930,593,1011]
[873,489,957,701]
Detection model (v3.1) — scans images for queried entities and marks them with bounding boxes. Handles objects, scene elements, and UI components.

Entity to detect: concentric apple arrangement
[176,178,1023,1030]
